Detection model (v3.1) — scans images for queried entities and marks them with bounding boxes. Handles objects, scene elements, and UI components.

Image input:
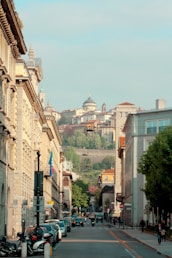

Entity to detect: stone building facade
[113,102,137,217]
[0,0,27,237]
[0,1,64,238]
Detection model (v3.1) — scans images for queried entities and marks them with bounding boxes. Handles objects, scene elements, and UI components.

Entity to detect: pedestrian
[161,220,166,241]
[157,221,162,244]
[140,219,145,232]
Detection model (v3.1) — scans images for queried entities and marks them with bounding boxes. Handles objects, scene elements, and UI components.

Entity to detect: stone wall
[74,148,115,164]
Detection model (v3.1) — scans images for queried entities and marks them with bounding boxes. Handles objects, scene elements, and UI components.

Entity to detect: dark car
[75,217,84,227]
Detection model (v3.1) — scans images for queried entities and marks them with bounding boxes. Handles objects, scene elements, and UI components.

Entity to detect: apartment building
[121,99,172,226]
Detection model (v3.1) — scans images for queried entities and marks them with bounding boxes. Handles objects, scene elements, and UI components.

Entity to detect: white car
[45,219,62,241]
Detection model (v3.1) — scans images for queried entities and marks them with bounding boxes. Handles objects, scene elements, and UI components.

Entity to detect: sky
[14,0,172,112]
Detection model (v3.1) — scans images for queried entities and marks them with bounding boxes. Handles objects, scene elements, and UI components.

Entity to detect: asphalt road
[51,221,167,258]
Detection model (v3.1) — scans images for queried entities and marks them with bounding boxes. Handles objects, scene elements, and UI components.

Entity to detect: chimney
[156,99,165,110]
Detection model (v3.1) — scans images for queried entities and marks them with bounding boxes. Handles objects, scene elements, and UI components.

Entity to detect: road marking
[125,248,137,258]
[62,239,118,242]
[108,228,143,258]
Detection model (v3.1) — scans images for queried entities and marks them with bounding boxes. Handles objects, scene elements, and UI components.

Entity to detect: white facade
[122,103,172,226]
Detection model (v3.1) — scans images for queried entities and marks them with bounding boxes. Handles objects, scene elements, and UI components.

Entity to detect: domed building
[82,96,97,111]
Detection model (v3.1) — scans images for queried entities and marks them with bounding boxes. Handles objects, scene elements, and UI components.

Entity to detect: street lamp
[36,151,40,227]
[34,151,43,227]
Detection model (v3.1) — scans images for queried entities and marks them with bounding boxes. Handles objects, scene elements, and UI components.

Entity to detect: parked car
[45,219,62,241]
[57,221,67,237]
[63,219,71,232]
[75,217,84,227]
[39,223,58,246]
[46,222,62,242]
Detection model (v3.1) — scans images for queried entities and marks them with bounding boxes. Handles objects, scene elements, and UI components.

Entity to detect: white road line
[125,248,137,258]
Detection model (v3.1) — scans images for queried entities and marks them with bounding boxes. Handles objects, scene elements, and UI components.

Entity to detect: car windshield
[76,218,82,221]
[58,221,65,227]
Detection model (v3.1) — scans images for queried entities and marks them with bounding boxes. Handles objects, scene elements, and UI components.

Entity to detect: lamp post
[36,151,41,227]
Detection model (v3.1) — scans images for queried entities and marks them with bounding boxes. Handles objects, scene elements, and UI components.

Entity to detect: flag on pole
[48,151,54,176]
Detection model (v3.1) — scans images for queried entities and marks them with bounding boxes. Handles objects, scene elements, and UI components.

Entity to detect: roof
[83,96,96,105]
[118,102,135,106]
[102,168,115,175]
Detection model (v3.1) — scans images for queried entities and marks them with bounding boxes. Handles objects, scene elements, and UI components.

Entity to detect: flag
[48,151,54,176]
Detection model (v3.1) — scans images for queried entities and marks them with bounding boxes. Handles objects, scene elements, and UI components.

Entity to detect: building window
[105,176,108,181]
[158,119,170,132]
[145,119,170,135]
[146,120,157,134]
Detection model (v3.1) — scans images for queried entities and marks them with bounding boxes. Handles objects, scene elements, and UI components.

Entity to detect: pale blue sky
[14,0,172,112]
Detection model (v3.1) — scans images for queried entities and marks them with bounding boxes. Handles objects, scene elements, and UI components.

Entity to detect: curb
[122,230,172,258]
[107,223,172,258]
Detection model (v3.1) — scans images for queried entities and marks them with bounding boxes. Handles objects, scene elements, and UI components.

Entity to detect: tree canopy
[62,129,114,150]
[64,147,80,171]
[138,126,172,219]
[72,180,89,210]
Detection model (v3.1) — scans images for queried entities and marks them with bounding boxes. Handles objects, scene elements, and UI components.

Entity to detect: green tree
[101,156,115,169]
[72,182,89,209]
[64,147,80,171]
[74,179,89,194]
[80,158,92,171]
[138,126,172,220]
[62,128,114,150]
[94,188,102,208]
[58,115,68,125]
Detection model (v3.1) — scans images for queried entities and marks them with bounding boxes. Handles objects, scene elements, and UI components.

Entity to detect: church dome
[83,96,96,111]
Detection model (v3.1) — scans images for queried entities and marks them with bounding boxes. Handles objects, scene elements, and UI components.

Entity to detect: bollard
[44,242,50,258]
[21,242,27,258]
[50,245,52,256]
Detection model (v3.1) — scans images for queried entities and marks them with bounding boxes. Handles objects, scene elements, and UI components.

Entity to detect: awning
[45,204,56,213]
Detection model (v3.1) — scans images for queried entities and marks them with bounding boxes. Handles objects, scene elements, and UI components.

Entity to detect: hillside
[73,147,115,186]
[73,148,115,164]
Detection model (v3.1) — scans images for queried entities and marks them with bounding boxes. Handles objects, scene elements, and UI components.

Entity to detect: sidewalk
[119,227,172,258]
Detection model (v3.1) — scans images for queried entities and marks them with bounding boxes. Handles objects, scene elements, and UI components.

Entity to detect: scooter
[16,232,34,256]
[29,232,52,255]
[16,230,52,256]
[0,236,18,257]
[91,218,95,227]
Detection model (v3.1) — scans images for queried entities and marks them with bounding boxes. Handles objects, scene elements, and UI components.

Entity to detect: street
[51,221,167,258]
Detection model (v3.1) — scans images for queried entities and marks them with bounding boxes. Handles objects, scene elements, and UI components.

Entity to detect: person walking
[157,221,162,244]
[140,219,145,232]
[161,220,166,241]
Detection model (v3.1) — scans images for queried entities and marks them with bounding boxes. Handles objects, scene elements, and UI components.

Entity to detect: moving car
[95,212,104,223]
[75,217,84,227]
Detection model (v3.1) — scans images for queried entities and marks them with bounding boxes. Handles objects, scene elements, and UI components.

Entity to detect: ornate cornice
[0,0,27,57]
